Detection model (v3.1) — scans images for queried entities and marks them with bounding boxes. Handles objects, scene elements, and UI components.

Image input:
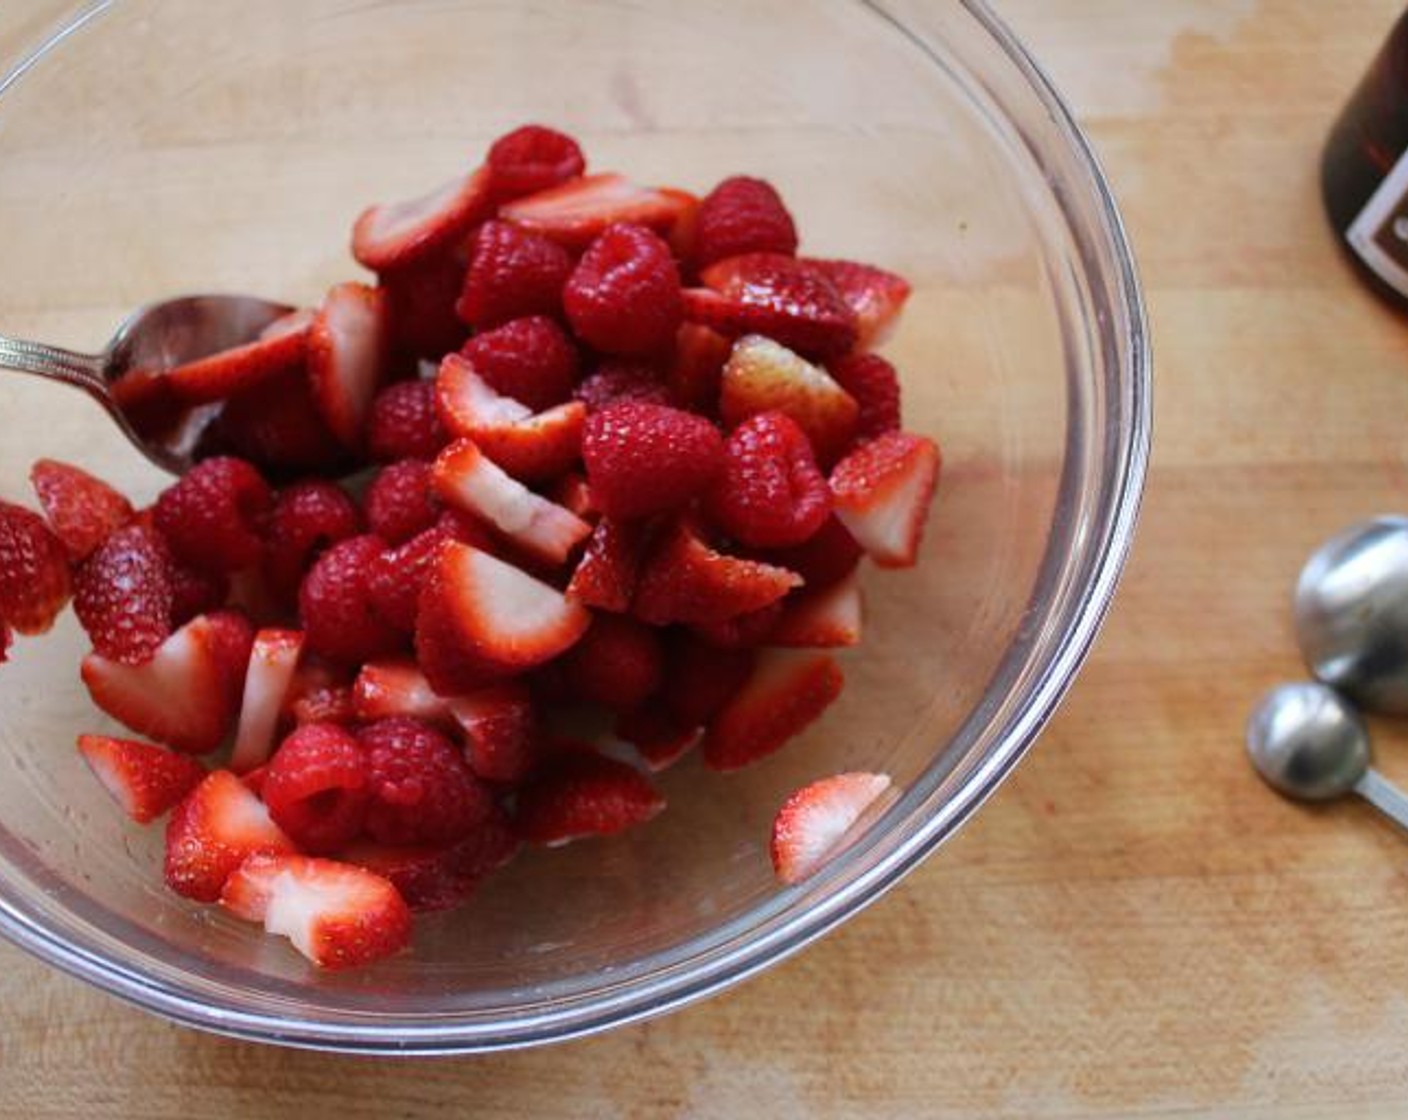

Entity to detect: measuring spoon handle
[1354,768,1408,832]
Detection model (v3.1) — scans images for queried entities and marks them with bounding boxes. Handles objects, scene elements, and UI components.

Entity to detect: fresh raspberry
[366,513,498,633]
[153,457,273,575]
[379,250,471,362]
[290,684,358,727]
[363,459,438,546]
[706,411,830,548]
[486,124,586,200]
[457,315,580,412]
[456,221,574,331]
[166,558,230,626]
[298,534,406,664]
[367,379,449,463]
[73,523,173,664]
[262,723,370,853]
[263,481,364,605]
[663,634,756,726]
[693,176,799,269]
[581,402,724,520]
[29,459,133,562]
[756,514,864,591]
[827,353,901,442]
[563,223,682,356]
[560,613,663,711]
[573,361,673,413]
[214,367,349,476]
[690,599,784,649]
[0,499,71,635]
[358,717,495,845]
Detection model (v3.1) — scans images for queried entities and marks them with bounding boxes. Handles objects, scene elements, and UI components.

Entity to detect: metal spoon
[1246,681,1408,831]
[0,294,293,474]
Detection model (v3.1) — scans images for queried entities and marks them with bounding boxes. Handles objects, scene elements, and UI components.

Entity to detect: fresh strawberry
[351,165,493,272]
[757,514,864,592]
[262,480,363,605]
[367,379,450,463]
[436,355,586,482]
[456,220,575,331]
[164,318,309,405]
[706,410,831,548]
[230,629,305,773]
[686,253,858,359]
[614,704,702,771]
[564,223,682,356]
[770,571,862,648]
[574,360,673,413]
[826,352,901,443]
[153,456,273,575]
[298,534,406,664]
[550,472,598,521]
[72,523,174,665]
[633,520,800,626]
[263,722,370,853]
[702,649,844,771]
[213,365,349,476]
[0,499,71,635]
[689,599,783,650]
[352,659,452,726]
[363,459,439,545]
[378,249,471,362]
[668,322,731,414]
[565,516,647,613]
[110,366,185,445]
[77,733,206,824]
[431,440,591,566]
[560,613,663,712]
[414,541,590,694]
[448,681,538,784]
[340,807,520,911]
[693,177,799,269]
[581,402,724,520]
[829,431,940,568]
[662,634,755,727]
[455,315,580,412]
[307,282,390,448]
[165,770,296,901]
[719,335,859,466]
[803,258,911,350]
[515,749,664,847]
[500,172,691,251]
[770,771,892,884]
[359,716,496,845]
[662,187,702,264]
[29,459,133,561]
[81,611,254,755]
[486,124,586,200]
[220,853,411,969]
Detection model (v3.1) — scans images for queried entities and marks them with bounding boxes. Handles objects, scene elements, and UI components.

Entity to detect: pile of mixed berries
[0,126,938,970]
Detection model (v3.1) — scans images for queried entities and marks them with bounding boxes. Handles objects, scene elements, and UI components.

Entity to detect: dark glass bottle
[1323,10,1408,307]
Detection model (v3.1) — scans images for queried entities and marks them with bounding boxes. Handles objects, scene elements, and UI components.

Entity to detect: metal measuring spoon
[1246,681,1408,830]
[0,294,295,474]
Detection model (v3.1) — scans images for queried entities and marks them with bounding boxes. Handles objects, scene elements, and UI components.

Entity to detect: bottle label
[1347,147,1408,296]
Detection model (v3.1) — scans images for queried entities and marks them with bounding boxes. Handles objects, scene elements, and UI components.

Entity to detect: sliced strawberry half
[220,853,412,969]
[515,750,665,847]
[565,516,648,613]
[614,703,702,772]
[81,611,254,755]
[801,258,911,350]
[77,733,207,824]
[770,771,893,884]
[829,431,940,568]
[436,354,586,482]
[230,628,305,773]
[431,439,591,566]
[550,472,597,521]
[165,770,296,901]
[352,658,453,727]
[165,317,310,405]
[702,648,844,772]
[633,520,801,626]
[719,335,859,465]
[29,459,133,561]
[770,571,863,648]
[684,253,858,359]
[415,541,590,695]
[307,282,389,448]
[351,165,493,271]
[499,172,691,250]
[448,681,538,784]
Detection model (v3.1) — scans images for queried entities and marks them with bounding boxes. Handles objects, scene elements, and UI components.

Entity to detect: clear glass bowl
[0,0,1149,1052]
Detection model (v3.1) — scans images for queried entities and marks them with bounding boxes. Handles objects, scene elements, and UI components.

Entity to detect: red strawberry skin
[703,650,844,771]
[560,613,663,712]
[77,733,206,824]
[500,172,689,251]
[213,366,349,477]
[515,751,665,846]
[756,514,864,592]
[663,635,755,727]
[633,520,800,626]
[566,517,647,613]
[687,253,858,359]
[73,523,174,665]
[307,281,390,449]
[829,431,941,568]
[0,499,72,635]
[564,223,683,356]
[581,402,724,520]
[449,683,539,785]
[164,323,309,406]
[164,770,296,901]
[351,166,492,273]
[803,258,911,350]
[29,459,133,561]
[693,176,799,269]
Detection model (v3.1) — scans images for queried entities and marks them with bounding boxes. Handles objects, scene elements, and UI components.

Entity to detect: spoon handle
[0,334,107,396]
[1353,768,1408,832]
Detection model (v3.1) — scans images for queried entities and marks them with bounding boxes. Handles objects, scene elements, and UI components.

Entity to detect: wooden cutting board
[4,2,1408,1116]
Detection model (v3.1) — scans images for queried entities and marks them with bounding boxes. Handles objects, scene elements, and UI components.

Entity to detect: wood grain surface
[5,2,1408,1117]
